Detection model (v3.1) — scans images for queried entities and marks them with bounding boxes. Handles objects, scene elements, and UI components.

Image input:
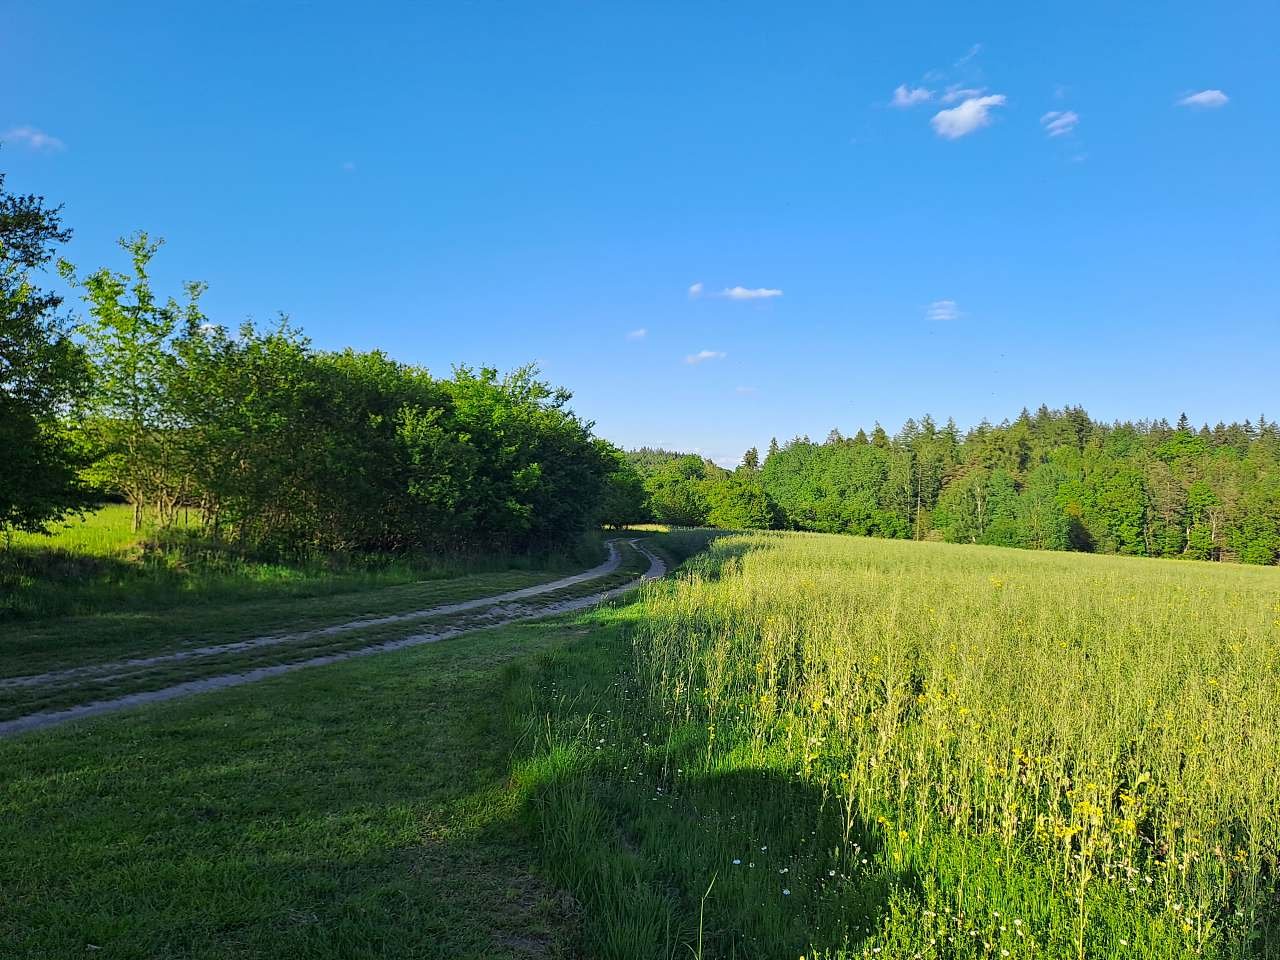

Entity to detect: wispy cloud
[720,286,783,300]
[735,385,758,395]
[930,95,1007,139]
[626,328,647,340]
[926,299,961,321]
[941,85,985,104]
[955,43,983,67]
[1177,89,1229,109]
[685,349,726,365]
[1040,110,1079,137]
[2,125,65,152]
[687,281,704,299]
[890,84,933,108]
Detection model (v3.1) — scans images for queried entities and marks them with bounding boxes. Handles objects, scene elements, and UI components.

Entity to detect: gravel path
[0,540,666,739]
[2,541,627,692]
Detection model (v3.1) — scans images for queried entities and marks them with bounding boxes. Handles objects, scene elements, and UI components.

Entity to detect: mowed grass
[1,618,588,959]
[513,533,1280,958]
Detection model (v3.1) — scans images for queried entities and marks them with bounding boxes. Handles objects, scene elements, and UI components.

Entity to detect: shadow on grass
[639,529,775,587]
[0,528,603,626]
[505,622,909,959]
[518,748,907,960]
[0,546,142,619]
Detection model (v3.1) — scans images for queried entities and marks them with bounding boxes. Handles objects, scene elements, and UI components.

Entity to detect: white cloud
[735,385,758,395]
[2,125,65,152]
[926,299,960,321]
[720,286,783,300]
[626,328,647,340]
[687,281,704,298]
[955,43,983,67]
[941,85,985,104]
[685,349,726,365]
[1178,89,1229,109]
[891,84,933,108]
[930,94,1007,139]
[1040,110,1079,137]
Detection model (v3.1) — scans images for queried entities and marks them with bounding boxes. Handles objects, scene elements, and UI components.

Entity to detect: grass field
[3,529,1278,958]
[520,533,1280,958]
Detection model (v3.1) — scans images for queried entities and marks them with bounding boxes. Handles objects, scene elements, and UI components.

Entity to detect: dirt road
[0,539,666,739]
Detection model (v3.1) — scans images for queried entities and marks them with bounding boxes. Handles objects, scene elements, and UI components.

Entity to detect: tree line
[2,174,620,555]
[624,408,1280,565]
[7,170,1276,565]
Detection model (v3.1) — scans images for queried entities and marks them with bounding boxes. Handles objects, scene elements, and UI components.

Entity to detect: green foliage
[731,406,1280,565]
[627,452,782,530]
[0,172,91,533]
[640,454,715,526]
[60,233,205,530]
[596,447,650,527]
[704,470,777,529]
[48,237,620,556]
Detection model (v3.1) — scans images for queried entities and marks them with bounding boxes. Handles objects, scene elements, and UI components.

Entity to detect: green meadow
[4,528,1277,958]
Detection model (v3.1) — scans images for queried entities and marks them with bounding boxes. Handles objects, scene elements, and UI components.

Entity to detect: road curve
[3,540,631,691]
[0,539,666,739]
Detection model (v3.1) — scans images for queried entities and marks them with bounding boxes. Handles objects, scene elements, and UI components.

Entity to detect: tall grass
[528,531,1280,958]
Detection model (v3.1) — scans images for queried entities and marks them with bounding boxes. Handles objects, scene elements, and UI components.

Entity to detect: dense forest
[1,174,621,555]
[625,409,1280,565]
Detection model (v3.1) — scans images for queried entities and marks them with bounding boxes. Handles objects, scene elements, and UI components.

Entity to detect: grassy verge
[1,504,601,623]
[0,530,699,959]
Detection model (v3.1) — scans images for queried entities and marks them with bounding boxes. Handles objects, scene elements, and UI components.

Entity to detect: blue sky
[4,2,1277,466]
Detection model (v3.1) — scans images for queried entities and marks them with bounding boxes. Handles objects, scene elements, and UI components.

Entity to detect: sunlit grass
[522,531,1280,958]
[4,503,141,554]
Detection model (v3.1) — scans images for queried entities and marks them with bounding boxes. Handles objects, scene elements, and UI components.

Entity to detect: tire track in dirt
[2,541,630,691]
[0,540,666,739]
